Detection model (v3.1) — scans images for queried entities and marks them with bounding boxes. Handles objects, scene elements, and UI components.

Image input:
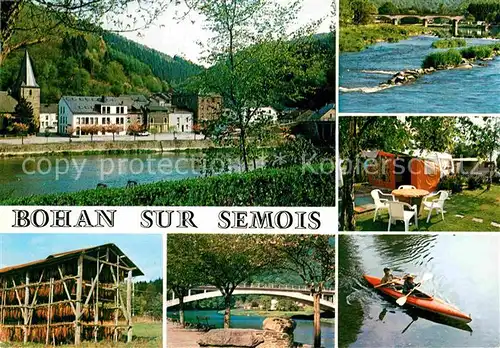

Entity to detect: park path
[167,321,202,348]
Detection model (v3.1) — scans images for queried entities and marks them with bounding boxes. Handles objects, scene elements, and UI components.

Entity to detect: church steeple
[13,50,41,129]
[14,50,39,94]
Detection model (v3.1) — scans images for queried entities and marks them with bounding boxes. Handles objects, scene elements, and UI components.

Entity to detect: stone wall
[0,139,214,156]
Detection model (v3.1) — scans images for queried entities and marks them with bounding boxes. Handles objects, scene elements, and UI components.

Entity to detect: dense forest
[103,33,203,84]
[133,278,162,320]
[0,6,203,104]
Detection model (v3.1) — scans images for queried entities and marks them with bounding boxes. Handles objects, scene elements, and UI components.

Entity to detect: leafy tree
[67,126,75,142]
[270,235,335,348]
[463,117,500,190]
[339,117,409,231]
[351,0,377,25]
[80,124,100,141]
[188,0,327,172]
[191,235,277,328]
[407,116,460,153]
[340,0,355,24]
[379,2,400,14]
[167,235,203,326]
[149,127,159,141]
[105,124,124,142]
[10,122,29,144]
[128,122,142,140]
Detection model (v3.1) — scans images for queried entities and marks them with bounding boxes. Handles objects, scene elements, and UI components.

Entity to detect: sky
[0,234,163,282]
[120,0,334,64]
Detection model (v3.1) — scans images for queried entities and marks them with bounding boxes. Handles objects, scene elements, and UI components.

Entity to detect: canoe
[364,274,472,323]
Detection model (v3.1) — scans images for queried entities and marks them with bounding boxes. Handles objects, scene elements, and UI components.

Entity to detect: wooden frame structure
[0,244,143,345]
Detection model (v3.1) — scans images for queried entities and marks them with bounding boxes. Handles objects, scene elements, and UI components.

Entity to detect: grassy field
[355,185,500,232]
[5,323,162,348]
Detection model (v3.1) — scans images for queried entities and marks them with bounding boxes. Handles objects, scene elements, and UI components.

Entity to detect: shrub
[460,46,493,60]
[467,175,484,190]
[422,49,463,68]
[431,38,466,49]
[0,165,334,206]
[437,175,463,194]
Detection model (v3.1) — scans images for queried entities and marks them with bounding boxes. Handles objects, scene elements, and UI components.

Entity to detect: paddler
[377,267,401,288]
[402,274,421,294]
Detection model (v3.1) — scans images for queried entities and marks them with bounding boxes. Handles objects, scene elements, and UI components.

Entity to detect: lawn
[8,322,162,348]
[355,185,500,232]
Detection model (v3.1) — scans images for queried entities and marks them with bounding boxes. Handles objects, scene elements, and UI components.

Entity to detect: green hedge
[0,165,334,206]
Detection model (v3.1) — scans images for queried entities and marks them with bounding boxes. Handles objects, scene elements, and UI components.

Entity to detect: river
[0,153,208,198]
[167,310,335,347]
[339,234,500,348]
[339,36,500,113]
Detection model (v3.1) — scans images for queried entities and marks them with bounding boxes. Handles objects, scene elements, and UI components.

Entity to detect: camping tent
[366,151,441,192]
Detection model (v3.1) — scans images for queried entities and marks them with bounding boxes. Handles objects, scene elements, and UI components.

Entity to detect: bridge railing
[193,283,335,293]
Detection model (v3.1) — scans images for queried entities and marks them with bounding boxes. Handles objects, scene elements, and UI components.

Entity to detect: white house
[249,107,278,123]
[39,103,58,133]
[58,96,143,136]
[222,106,279,124]
[169,110,193,133]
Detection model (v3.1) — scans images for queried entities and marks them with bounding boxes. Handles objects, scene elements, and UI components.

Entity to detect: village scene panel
[0,0,335,208]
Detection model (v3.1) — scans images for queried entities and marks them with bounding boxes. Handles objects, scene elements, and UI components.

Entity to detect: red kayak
[364,275,472,323]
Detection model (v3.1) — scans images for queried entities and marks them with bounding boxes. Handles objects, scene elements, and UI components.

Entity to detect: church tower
[13,50,40,126]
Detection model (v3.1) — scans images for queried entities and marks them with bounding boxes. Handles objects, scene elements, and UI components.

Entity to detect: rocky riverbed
[380,52,499,88]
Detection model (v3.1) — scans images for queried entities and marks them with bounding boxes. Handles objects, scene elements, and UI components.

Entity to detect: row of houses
[0,50,334,137]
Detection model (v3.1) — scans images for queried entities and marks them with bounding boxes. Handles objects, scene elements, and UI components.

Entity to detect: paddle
[374,274,404,288]
[374,279,400,288]
[396,273,433,306]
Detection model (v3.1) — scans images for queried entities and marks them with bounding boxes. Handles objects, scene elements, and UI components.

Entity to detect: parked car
[137,131,150,136]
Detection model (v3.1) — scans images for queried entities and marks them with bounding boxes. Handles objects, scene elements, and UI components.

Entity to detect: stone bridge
[375,14,466,35]
[167,283,336,312]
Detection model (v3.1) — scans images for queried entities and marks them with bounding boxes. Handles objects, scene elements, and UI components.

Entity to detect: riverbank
[0,139,214,157]
[228,309,334,323]
[340,24,445,52]
[229,309,314,318]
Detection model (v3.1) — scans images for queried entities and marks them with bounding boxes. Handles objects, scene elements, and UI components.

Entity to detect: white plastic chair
[387,201,418,232]
[398,185,416,190]
[371,189,395,222]
[423,190,449,223]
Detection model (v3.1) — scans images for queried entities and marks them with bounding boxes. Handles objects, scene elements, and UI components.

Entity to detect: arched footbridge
[167,284,336,312]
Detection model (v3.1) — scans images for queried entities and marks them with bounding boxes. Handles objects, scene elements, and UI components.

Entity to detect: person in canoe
[402,274,421,294]
[376,268,402,288]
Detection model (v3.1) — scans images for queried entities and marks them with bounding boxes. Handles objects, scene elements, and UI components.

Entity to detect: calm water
[0,153,206,198]
[168,310,335,347]
[339,234,500,347]
[339,36,500,113]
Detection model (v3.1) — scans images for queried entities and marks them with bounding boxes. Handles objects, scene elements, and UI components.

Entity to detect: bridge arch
[167,289,336,312]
